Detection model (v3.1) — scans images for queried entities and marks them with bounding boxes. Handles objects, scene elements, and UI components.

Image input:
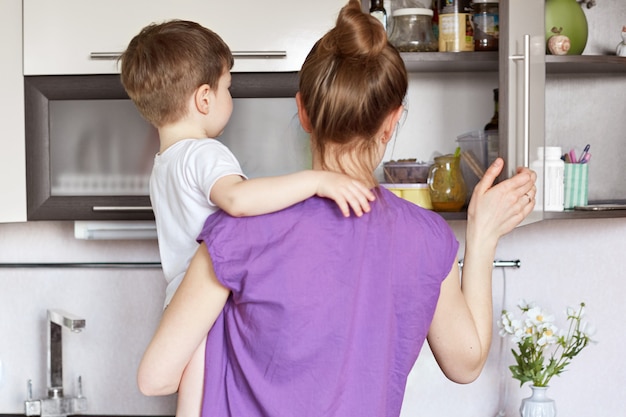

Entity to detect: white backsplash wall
[383,71,498,165]
[402,218,626,417]
[1,217,625,416]
[0,221,176,415]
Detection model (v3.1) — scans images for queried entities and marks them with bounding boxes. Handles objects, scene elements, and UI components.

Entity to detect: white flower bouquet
[498,300,595,387]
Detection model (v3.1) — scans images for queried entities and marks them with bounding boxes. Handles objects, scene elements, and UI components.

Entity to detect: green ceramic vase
[545,0,588,55]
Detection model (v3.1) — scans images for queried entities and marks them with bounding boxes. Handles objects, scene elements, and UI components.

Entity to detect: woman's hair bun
[324,0,388,60]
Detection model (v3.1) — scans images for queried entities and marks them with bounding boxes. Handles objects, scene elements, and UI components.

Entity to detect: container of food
[383,159,431,183]
[388,8,438,52]
[472,0,499,51]
[438,0,474,52]
[382,183,433,209]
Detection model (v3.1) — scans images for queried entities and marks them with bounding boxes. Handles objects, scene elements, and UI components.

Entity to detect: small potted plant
[498,300,595,417]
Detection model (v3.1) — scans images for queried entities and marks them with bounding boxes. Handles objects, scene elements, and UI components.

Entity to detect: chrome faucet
[25,309,88,417]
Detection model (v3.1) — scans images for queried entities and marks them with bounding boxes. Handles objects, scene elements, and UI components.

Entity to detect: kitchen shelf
[437,211,468,221]
[544,200,626,220]
[400,52,498,72]
[546,55,626,74]
[436,200,626,221]
[400,52,626,74]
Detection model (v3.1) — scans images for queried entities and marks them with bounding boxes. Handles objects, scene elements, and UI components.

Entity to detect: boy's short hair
[120,20,234,128]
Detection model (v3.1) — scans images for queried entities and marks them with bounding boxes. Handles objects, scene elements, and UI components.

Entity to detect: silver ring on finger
[525,193,532,204]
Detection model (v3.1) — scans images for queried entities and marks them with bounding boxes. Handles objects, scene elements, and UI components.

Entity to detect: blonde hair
[298,0,407,184]
[120,20,234,128]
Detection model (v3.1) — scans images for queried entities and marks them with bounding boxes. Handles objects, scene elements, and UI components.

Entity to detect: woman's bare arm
[137,243,230,395]
[427,158,536,383]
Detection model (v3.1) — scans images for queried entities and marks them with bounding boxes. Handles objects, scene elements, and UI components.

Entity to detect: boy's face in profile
[205,71,233,138]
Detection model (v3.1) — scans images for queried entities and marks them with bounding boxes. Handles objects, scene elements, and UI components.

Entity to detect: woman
[137,1,537,416]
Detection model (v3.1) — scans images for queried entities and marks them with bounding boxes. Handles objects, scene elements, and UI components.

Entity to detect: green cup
[564,163,588,209]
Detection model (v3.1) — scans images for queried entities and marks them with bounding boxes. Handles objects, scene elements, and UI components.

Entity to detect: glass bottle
[431,1,439,40]
[484,88,498,131]
[483,87,499,176]
[370,0,387,31]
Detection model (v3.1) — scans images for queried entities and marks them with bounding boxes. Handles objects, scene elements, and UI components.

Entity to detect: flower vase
[545,0,588,55]
[520,386,557,417]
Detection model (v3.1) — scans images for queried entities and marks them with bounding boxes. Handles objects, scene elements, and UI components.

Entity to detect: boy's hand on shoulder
[315,172,376,217]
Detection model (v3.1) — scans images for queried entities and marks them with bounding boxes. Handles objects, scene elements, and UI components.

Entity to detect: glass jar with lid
[389,8,438,52]
[472,0,499,51]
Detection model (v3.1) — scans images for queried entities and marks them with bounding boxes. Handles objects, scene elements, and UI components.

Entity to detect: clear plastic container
[383,159,431,183]
[389,8,438,52]
[456,130,499,200]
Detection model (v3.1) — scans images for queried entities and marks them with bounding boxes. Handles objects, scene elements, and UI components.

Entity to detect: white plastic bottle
[531,146,564,212]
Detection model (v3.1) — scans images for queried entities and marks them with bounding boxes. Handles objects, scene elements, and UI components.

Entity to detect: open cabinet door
[499,0,546,225]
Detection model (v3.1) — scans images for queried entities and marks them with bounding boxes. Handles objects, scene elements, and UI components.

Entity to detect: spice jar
[472,0,499,51]
[389,8,438,52]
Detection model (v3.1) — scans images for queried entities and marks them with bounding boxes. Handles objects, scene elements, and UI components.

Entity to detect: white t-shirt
[150,138,245,306]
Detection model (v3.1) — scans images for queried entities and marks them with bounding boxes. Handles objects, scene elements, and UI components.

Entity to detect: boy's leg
[175,336,207,417]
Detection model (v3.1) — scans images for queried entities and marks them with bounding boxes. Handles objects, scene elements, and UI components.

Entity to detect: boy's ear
[195,84,212,115]
[295,92,312,133]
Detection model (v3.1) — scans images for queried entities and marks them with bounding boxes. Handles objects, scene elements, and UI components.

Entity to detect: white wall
[0,221,176,415]
[402,217,626,417]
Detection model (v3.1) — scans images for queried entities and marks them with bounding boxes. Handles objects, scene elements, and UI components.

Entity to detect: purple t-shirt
[198,188,459,417]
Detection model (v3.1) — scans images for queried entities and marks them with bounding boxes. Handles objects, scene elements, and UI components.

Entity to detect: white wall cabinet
[0,0,26,222]
[2,0,346,223]
[23,0,345,75]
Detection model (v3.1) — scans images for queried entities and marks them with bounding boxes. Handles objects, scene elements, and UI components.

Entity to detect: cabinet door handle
[90,51,287,60]
[89,52,123,60]
[92,206,153,212]
[509,34,531,167]
[231,51,287,59]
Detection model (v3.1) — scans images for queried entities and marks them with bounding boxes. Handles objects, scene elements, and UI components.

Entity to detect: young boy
[120,19,374,417]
